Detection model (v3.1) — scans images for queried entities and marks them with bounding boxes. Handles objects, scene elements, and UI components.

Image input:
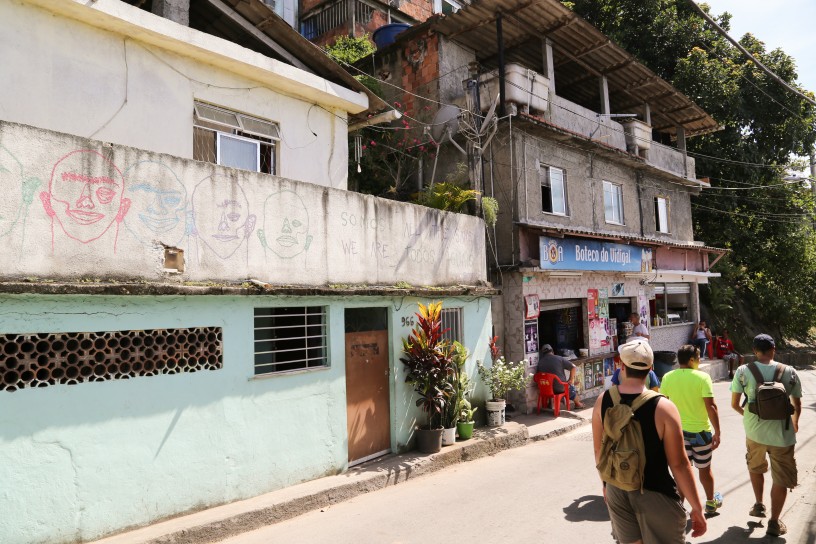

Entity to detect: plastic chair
[534,372,571,417]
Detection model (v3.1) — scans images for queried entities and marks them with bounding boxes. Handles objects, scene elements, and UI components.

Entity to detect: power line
[683,0,816,107]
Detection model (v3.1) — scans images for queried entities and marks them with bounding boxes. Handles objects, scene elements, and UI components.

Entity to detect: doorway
[344,307,391,465]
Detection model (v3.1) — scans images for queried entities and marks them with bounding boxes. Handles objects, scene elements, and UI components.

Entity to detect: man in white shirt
[630,312,650,342]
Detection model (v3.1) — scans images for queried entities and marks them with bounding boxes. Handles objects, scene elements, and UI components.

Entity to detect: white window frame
[540,164,568,216]
[433,0,462,14]
[216,132,262,172]
[655,196,670,233]
[253,306,328,376]
[603,181,624,225]
[440,307,464,344]
[194,101,280,175]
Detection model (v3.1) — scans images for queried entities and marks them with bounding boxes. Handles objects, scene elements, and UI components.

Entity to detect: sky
[704,0,816,94]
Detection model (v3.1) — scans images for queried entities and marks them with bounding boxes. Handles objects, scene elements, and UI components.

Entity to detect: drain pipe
[496,12,506,117]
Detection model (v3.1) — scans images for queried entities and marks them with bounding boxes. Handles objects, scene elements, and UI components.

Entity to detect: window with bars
[254,307,328,375]
[540,164,567,215]
[440,308,464,344]
[603,180,624,225]
[193,102,279,175]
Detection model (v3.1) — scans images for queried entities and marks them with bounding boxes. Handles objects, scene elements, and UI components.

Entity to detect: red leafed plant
[488,335,501,363]
[400,301,455,430]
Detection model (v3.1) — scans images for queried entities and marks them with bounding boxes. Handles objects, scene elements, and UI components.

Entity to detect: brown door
[345,309,391,465]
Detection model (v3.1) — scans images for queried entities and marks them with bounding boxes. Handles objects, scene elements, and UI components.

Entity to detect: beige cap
[618,338,654,370]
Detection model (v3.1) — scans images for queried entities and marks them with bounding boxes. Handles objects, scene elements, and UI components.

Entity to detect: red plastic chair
[534,372,571,417]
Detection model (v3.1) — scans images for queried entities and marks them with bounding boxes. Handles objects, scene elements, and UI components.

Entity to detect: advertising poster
[524,295,540,319]
[589,318,610,355]
[603,357,615,377]
[587,288,599,320]
[524,320,538,354]
[599,287,609,319]
[584,362,594,390]
[637,288,649,322]
[611,282,625,297]
[526,352,539,372]
[594,361,604,387]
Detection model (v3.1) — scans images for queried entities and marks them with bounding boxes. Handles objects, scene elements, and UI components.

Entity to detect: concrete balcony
[0,121,486,287]
[543,96,693,181]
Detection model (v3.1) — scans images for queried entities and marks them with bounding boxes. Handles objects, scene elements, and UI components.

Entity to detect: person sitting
[610,357,661,392]
[716,328,744,379]
[536,344,585,409]
[690,320,712,359]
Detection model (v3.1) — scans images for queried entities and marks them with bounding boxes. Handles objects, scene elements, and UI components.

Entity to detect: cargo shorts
[746,438,797,489]
[606,484,687,544]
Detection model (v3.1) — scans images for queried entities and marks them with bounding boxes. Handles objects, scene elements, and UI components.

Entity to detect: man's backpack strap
[609,386,622,406]
[746,361,764,384]
[773,363,787,383]
[630,389,661,412]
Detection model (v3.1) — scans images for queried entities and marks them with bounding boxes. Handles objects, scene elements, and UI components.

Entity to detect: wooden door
[345,329,391,464]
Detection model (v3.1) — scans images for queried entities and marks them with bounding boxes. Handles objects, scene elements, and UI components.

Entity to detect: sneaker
[749,502,767,517]
[767,519,787,537]
[705,492,723,514]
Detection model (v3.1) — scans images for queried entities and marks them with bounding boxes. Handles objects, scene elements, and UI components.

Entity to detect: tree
[566,0,816,341]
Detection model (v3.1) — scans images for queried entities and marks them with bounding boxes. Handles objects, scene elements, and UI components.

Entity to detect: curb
[92,421,562,544]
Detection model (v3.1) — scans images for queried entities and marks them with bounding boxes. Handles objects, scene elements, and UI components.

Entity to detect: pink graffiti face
[47,150,127,243]
[192,175,255,259]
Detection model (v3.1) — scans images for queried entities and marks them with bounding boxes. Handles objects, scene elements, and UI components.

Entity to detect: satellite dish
[430,105,461,143]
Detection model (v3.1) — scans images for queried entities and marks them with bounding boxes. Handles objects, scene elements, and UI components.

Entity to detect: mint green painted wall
[0,294,491,543]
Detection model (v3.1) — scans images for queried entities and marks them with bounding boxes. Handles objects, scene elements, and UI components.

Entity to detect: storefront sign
[540,236,653,272]
[524,294,540,319]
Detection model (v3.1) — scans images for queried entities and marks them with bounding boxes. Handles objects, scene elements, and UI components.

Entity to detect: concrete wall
[0,121,486,286]
[639,175,695,241]
[0,0,356,189]
[0,293,492,543]
[547,96,627,150]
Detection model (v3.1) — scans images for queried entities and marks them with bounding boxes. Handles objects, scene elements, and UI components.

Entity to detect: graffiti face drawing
[192,175,256,259]
[123,161,187,245]
[258,190,313,259]
[0,146,25,237]
[40,150,130,246]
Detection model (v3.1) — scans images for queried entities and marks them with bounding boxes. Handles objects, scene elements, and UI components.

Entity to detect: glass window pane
[195,103,240,129]
[551,168,566,214]
[657,198,669,232]
[218,134,259,171]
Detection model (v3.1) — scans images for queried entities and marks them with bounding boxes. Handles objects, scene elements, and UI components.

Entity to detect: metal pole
[496,12,506,117]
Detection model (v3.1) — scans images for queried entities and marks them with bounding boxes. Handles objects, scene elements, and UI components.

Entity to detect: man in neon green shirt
[731,334,803,537]
[660,344,722,514]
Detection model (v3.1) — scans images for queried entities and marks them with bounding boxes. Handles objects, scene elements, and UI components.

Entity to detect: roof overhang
[428,0,719,137]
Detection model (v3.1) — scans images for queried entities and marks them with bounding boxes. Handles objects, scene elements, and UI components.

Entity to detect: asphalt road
[220,368,816,544]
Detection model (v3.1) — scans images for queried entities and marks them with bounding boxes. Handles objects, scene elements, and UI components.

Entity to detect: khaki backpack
[597,387,661,493]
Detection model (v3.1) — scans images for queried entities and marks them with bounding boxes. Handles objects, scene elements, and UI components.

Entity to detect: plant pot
[415,428,443,453]
[456,421,475,440]
[441,427,457,446]
[485,399,506,427]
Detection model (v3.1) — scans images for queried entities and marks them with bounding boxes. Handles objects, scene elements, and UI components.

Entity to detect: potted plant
[476,336,531,427]
[440,341,469,445]
[401,301,455,453]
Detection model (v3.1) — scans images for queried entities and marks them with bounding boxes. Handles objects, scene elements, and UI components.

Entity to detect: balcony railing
[300,0,410,40]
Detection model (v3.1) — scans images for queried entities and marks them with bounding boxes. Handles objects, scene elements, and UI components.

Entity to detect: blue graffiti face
[124,161,187,245]
[0,146,25,237]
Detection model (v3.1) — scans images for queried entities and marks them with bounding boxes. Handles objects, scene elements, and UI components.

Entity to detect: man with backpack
[592,338,707,543]
[660,345,723,514]
[730,334,803,537]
